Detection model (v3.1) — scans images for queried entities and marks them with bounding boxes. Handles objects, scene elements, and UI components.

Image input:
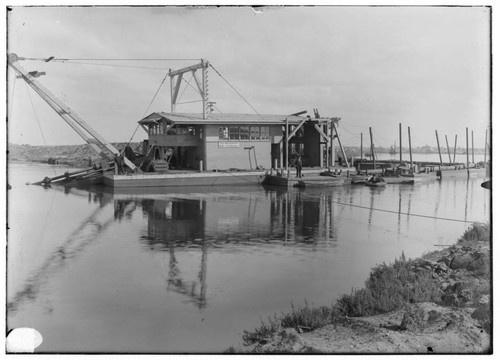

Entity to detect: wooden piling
[445,135,452,164]
[466,127,469,177]
[408,126,413,169]
[360,132,363,162]
[453,134,457,163]
[285,117,289,178]
[435,130,442,166]
[471,130,475,164]
[399,123,402,163]
[369,127,375,170]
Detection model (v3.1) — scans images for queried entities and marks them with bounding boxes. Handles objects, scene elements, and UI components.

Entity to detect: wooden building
[138,112,345,172]
[137,60,348,172]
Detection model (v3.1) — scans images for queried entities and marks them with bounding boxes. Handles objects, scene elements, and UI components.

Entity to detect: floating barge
[103,169,266,188]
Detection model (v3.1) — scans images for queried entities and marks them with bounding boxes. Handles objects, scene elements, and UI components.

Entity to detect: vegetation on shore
[227,222,491,353]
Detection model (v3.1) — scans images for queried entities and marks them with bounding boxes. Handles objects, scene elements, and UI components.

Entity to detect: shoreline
[228,222,491,354]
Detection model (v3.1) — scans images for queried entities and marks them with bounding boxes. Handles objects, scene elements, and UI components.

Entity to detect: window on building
[240,126,250,140]
[250,126,260,140]
[260,126,270,140]
[229,126,239,140]
[219,126,229,140]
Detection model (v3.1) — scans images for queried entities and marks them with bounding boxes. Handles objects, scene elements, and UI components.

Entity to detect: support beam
[285,118,307,142]
[313,124,329,142]
[171,73,184,111]
[169,62,205,77]
[331,120,349,167]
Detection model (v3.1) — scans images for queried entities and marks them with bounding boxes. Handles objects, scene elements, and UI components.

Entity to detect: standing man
[295,155,303,178]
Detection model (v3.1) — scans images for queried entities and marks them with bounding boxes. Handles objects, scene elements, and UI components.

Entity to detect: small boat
[365,180,386,187]
[383,177,414,185]
[351,175,368,184]
[365,175,386,187]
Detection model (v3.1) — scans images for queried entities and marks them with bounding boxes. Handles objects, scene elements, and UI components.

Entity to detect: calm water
[7,162,490,353]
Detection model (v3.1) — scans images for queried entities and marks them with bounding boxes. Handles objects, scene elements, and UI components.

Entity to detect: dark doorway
[271,144,280,168]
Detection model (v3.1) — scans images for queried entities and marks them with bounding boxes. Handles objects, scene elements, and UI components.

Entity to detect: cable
[177,73,195,104]
[25,57,200,62]
[142,72,169,117]
[209,63,263,119]
[176,100,203,105]
[333,200,476,223]
[24,82,56,176]
[212,104,223,114]
[57,60,170,71]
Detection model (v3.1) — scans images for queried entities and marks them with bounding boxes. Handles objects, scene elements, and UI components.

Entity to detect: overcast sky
[7,5,491,148]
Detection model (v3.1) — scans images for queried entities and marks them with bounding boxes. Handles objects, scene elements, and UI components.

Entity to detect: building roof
[138,112,333,126]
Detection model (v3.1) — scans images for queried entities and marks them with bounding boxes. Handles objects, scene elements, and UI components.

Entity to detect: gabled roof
[138,112,331,126]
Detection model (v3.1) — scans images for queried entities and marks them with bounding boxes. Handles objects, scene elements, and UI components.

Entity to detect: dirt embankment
[235,226,491,354]
[8,143,141,168]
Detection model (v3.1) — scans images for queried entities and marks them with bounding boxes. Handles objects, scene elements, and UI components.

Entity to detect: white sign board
[218,142,240,148]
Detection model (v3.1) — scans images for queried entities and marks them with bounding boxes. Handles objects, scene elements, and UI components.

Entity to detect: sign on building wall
[218,142,240,148]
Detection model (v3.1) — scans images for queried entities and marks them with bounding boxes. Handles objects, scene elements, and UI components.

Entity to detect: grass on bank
[239,222,490,347]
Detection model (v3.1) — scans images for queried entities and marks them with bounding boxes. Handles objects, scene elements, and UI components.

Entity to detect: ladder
[8,53,136,171]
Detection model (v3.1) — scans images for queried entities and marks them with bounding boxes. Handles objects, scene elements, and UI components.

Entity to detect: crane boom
[8,53,136,171]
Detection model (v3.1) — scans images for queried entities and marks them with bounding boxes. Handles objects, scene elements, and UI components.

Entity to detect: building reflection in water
[138,198,208,308]
[130,188,341,308]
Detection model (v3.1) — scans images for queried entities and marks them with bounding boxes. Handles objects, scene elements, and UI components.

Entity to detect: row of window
[219,126,270,141]
[148,124,271,141]
[149,124,199,136]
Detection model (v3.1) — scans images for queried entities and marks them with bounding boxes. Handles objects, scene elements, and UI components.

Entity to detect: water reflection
[7,194,118,312]
[9,175,486,315]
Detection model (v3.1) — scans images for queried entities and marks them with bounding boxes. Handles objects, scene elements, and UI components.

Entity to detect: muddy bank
[230,223,491,354]
[8,143,141,168]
